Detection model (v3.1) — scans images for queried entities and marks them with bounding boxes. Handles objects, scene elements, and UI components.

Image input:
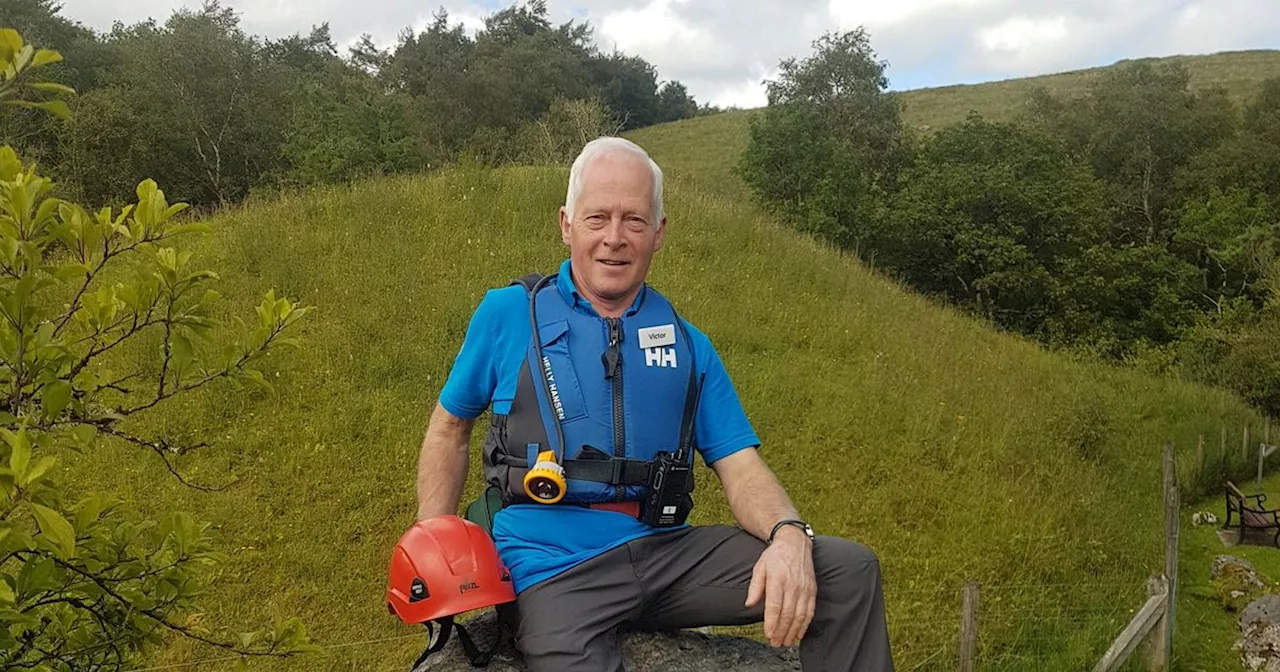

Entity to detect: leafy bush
[738,28,909,253]
[0,28,314,670]
[514,97,622,165]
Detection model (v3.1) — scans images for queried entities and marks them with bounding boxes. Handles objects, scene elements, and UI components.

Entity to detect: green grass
[628,50,1280,196]
[1178,454,1280,671]
[629,110,756,202]
[896,49,1280,132]
[59,163,1268,671]
[55,46,1280,672]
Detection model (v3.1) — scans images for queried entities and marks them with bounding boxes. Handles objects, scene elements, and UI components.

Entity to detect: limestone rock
[1243,595,1280,632]
[1240,622,1280,671]
[1215,555,1265,589]
[1239,596,1280,671]
[413,611,800,672]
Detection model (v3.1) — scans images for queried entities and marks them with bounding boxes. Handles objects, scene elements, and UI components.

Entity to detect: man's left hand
[745,527,816,647]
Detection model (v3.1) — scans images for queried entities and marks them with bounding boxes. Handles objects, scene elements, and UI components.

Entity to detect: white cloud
[48,0,1280,110]
[713,73,776,109]
[978,15,1068,54]
[828,0,995,28]
[599,0,722,69]
[1166,0,1280,56]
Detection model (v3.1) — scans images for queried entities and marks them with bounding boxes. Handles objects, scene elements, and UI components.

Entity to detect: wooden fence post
[1260,442,1266,487]
[1259,443,1278,487]
[1094,575,1168,672]
[959,580,979,672]
[1196,435,1205,484]
[1143,576,1170,671]
[1162,442,1178,668]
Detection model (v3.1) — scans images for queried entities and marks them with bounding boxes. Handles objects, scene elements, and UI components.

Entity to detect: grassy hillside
[629,50,1280,197]
[60,164,1265,671]
[898,49,1280,131]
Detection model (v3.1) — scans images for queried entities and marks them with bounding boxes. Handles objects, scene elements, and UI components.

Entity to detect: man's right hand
[745,526,817,648]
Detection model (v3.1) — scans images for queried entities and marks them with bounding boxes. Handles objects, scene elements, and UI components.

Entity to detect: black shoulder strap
[511,273,544,294]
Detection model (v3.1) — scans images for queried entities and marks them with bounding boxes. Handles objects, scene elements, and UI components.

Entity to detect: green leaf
[5,429,29,478]
[73,493,110,531]
[30,49,62,68]
[70,425,96,449]
[0,146,20,180]
[21,455,56,487]
[14,44,33,72]
[41,380,71,420]
[27,81,73,96]
[54,262,90,282]
[0,579,13,605]
[0,30,22,63]
[170,333,193,378]
[17,555,54,598]
[6,99,69,121]
[29,504,74,559]
[0,529,32,554]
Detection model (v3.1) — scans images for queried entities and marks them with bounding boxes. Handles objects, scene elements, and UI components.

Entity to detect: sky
[49,0,1280,109]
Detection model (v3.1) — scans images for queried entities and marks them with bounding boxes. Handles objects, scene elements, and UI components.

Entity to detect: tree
[382,10,477,159]
[281,59,423,186]
[1173,187,1277,310]
[1176,78,1280,212]
[590,53,658,129]
[347,33,390,77]
[655,81,697,124]
[513,97,623,165]
[467,2,595,132]
[739,28,908,252]
[882,114,1112,339]
[1028,61,1236,245]
[0,0,107,180]
[78,2,292,208]
[1178,266,1280,416]
[0,28,315,669]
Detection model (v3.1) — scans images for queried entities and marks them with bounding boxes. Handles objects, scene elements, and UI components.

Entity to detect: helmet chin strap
[411,616,493,671]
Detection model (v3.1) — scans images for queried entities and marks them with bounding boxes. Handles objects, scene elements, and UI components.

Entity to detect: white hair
[564,137,664,224]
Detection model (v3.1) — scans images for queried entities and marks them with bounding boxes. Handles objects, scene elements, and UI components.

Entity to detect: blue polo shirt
[439,259,760,593]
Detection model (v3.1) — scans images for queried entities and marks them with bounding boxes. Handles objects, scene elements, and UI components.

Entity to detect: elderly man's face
[559,152,666,312]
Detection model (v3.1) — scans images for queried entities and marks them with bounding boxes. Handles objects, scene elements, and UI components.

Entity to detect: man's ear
[559,206,572,246]
[653,216,668,251]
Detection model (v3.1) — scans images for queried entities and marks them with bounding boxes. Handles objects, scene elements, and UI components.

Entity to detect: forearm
[717,449,802,542]
[416,402,476,520]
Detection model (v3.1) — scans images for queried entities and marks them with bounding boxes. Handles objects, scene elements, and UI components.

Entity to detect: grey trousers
[511,524,894,671]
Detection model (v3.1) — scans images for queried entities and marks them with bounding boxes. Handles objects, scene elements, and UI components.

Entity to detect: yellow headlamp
[523,450,567,504]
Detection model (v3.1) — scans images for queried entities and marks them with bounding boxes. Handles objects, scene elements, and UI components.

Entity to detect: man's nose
[602,217,627,246]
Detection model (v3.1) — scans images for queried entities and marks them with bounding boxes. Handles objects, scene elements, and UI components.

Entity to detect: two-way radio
[639,359,702,528]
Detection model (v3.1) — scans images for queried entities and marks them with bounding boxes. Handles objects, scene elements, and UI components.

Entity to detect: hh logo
[645,347,677,368]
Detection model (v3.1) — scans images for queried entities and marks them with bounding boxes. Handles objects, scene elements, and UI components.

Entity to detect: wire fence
[126,432,1249,672]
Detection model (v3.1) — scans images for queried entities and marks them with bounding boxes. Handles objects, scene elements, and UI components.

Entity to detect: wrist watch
[767,518,814,545]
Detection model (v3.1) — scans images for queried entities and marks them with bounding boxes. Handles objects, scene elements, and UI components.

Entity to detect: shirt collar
[554,258,647,318]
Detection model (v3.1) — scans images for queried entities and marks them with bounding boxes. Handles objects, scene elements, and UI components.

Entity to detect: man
[416,137,893,671]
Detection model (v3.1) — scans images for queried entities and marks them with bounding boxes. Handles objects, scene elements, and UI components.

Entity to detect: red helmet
[387,515,515,625]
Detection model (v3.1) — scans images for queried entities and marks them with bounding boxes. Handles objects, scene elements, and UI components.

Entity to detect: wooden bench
[1225,480,1280,547]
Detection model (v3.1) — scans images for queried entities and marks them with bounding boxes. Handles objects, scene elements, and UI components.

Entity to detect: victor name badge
[637,324,676,349]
